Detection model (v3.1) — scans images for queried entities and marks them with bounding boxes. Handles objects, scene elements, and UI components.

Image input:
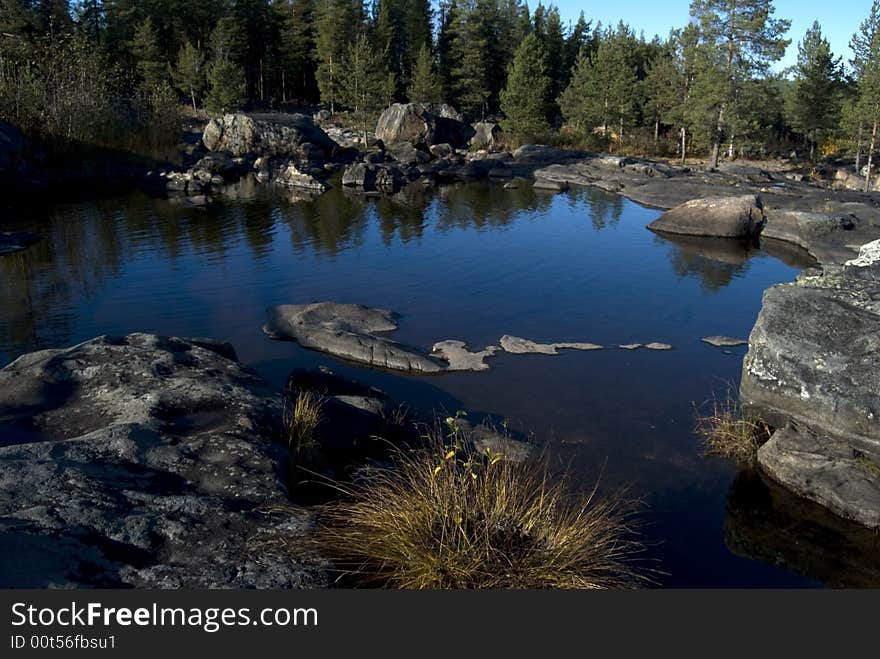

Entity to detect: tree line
[2,0,880,176]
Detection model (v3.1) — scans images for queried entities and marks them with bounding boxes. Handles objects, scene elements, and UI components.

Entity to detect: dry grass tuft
[696,391,772,465]
[313,423,646,590]
[283,389,324,458]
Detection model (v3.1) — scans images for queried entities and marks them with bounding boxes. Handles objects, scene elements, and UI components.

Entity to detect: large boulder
[741,242,880,527]
[375,103,471,148]
[203,113,336,158]
[0,334,325,588]
[470,122,501,150]
[648,194,765,239]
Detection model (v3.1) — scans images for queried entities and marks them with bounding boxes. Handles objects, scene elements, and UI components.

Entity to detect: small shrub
[313,422,645,589]
[696,391,772,465]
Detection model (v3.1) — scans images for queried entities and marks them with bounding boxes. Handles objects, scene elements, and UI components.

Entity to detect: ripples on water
[4,176,871,587]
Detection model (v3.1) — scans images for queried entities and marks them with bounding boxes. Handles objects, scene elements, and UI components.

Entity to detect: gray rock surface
[375,103,470,148]
[741,250,880,526]
[470,122,501,150]
[264,303,445,373]
[758,425,880,529]
[0,231,42,256]
[648,195,765,239]
[645,342,674,351]
[702,336,748,347]
[0,334,326,588]
[431,341,500,371]
[499,335,603,355]
[203,113,336,158]
[741,256,880,455]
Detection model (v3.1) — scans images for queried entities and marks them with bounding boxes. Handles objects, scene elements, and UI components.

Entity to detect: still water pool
[4,176,872,587]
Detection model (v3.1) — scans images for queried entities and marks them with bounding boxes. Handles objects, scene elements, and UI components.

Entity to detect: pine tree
[689,0,791,168]
[339,35,395,144]
[644,49,682,152]
[500,33,551,141]
[131,17,166,91]
[541,7,565,103]
[173,40,206,112]
[314,0,359,112]
[851,0,880,190]
[559,27,639,145]
[790,21,842,161]
[564,12,593,87]
[407,43,443,104]
[205,20,246,115]
[278,0,318,103]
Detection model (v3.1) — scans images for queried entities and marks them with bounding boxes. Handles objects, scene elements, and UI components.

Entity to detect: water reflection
[725,471,880,587]
[657,234,760,292]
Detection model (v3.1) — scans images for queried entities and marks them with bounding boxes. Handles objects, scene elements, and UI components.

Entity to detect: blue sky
[551,0,870,72]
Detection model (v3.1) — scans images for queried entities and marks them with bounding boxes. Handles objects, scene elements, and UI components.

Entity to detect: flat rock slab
[758,425,880,529]
[500,335,603,355]
[645,343,673,351]
[649,195,765,239]
[431,341,499,371]
[0,231,42,256]
[0,334,325,588]
[619,344,643,351]
[702,336,748,348]
[264,303,445,373]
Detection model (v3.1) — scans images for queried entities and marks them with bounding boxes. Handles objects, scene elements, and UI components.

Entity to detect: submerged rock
[0,231,42,256]
[431,341,500,372]
[0,334,325,588]
[648,195,765,239]
[499,335,603,355]
[264,303,445,373]
[702,336,748,348]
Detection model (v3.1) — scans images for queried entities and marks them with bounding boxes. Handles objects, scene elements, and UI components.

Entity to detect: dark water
[3,176,875,587]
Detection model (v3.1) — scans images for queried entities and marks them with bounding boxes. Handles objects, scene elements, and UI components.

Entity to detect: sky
[551,0,871,72]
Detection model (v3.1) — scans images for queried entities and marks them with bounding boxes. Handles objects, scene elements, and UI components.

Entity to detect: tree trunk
[191,88,197,113]
[711,104,725,170]
[865,118,878,193]
[654,119,659,152]
[680,126,687,164]
[856,124,864,173]
[728,137,734,160]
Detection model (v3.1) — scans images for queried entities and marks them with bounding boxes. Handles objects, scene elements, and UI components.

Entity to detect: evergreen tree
[339,35,394,144]
[500,33,551,140]
[407,43,443,104]
[314,0,359,112]
[644,48,681,152]
[689,0,791,168]
[131,17,166,91]
[278,0,318,103]
[564,12,593,87]
[541,6,565,103]
[790,21,842,160]
[173,39,206,112]
[205,19,246,115]
[851,0,880,190]
[559,26,639,145]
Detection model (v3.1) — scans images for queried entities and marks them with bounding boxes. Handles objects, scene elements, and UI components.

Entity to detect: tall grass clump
[283,389,324,460]
[314,418,645,589]
[696,389,772,465]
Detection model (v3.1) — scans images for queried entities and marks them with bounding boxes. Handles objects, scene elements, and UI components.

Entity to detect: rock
[264,303,445,373]
[758,425,880,529]
[618,344,643,351]
[846,239,880,267]
[375,103,470,148]
[741,258,880,458]
[429,143,454,159]
[645,343,673,351]
[648,195,765,239]
[833,168,866,191]
[457,420,533,464]
[431,341,500,372]
[470,122,501,150]
[203,113,336,158]
[0,231,42,256]
[274,161,329,191]
[761,209,873,265]
[512,144,587,164]
[385,141,431,166]
[0,334,325,588]
[499,336,603,355]
[533,178,569,192]
[342,163,377,189]
[702,336,748,348]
